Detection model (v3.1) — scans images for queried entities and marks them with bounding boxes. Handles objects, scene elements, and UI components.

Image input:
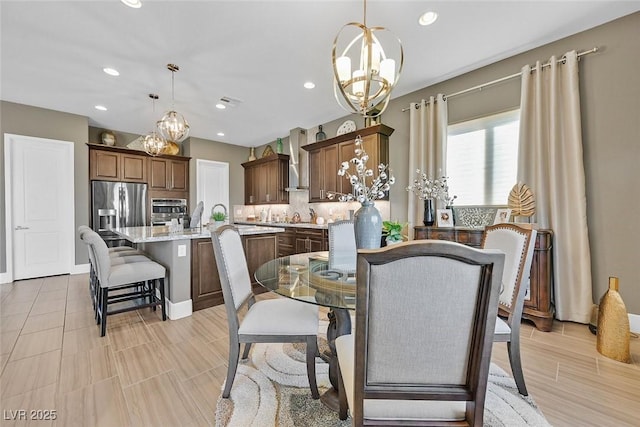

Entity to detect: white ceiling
[2,1,638,148]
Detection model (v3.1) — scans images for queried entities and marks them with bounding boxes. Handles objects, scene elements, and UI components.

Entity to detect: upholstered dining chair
[211,225,320,399]
[335,240,505,426]
[83,230,167,336]
[328,220,357,274]
[482,223,537,396]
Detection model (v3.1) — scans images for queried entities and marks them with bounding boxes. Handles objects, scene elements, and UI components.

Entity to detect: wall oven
[151,198,188,226]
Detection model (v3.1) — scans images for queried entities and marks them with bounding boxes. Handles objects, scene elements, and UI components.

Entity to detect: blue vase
[354,201,382,249]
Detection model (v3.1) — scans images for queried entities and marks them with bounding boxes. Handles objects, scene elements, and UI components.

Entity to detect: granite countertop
[234,220,328,230]
[113,224,284,243]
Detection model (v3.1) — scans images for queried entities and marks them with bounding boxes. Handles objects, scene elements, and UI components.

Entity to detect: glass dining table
[254,251,354,415]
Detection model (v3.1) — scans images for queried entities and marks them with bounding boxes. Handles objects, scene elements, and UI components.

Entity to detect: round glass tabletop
[254,251,356,310]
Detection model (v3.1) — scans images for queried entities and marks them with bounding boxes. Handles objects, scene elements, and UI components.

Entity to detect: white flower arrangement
[327,135,395,203]
[406,169,456,205]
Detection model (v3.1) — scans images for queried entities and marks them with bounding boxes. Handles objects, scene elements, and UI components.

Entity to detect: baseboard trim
[629,313,640,334]
[71,263,90,275]
[167,298,193,320]
[0,272,12,284]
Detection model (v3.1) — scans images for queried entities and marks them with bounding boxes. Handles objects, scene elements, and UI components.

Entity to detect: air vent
[218,96,244,108]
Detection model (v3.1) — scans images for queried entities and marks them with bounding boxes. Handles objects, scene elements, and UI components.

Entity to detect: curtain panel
[407,94,448,234]
[518,50,593,322]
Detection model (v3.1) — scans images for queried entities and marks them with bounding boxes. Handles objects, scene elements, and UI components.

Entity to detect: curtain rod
[402,47,598,112]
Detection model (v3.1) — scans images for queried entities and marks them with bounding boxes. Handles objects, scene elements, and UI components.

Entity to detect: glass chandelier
[157,64,190,143]
[144,94,166,156]
[332,0,403,118]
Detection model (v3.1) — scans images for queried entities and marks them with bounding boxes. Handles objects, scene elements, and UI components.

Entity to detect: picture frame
[493,208,512,224]
[436,209,454,227]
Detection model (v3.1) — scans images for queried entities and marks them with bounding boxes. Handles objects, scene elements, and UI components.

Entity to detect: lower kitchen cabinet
[295,228,327,253]
[191,238,223,311]
[277,228,296,257]
[191,233,278,310]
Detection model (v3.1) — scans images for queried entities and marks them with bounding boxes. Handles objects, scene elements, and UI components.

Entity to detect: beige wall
[183,137,250,212]
[346,12,640,312]
[0,101,90,270]
[2,12,638,313]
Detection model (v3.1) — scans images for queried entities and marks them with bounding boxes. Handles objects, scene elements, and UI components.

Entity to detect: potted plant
[382,220,407,245]
[210,211,226,230]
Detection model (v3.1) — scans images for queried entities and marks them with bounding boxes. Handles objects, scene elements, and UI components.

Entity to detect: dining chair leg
[223,343,240,398]
[241,342,252,360]
[337,359,349,420]
[306,336,320,399]
[507,338,528,396]
[158,278,167,321]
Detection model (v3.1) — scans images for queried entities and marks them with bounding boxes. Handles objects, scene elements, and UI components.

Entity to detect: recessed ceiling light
[304,82,315,89]
[418,11,438,26]
[217,132,225,137]
[95,105,107,111]
[215,103,226,109]
[103,67,120,76]
[121,0,142,9]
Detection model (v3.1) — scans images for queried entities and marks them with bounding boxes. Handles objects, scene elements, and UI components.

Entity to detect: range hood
[285,127,309,191]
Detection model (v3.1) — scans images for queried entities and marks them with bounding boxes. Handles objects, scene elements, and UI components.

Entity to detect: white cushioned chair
[482,223,537,396]
[83,230,167,336]
[211,225,320,399]
[328,220,357,274]
[336,240,505,425]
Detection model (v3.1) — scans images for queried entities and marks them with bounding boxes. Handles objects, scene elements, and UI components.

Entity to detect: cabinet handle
[249,195,254,203]
[266,194,270,202]
[320,189,324,199]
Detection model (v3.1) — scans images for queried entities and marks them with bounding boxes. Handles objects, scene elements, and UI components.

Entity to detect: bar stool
[83,230,167,336]
[79,228,148,317]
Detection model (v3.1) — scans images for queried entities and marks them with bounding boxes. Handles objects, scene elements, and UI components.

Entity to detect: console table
[414,226,554,331]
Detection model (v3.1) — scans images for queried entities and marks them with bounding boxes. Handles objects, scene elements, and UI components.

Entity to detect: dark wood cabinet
[277,228,297,257]
[242,234,277,288]
[294,228,327,253]
[149,158,189,192]
[191,238,224,311]
[308,144,339,202]
[414,226,555,331]
[90,148,147,183]
[303,124,393,202]
[242,154,289,205]
[191,233,279,310]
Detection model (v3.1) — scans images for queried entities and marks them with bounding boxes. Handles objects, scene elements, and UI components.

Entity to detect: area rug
[215,339,551,427]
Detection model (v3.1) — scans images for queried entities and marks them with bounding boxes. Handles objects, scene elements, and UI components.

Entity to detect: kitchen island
[113,224,283,318]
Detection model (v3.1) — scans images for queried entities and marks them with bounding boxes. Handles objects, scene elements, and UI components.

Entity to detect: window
[446,110,520,206]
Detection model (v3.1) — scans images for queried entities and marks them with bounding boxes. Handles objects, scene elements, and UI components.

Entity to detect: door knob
[14,225,30,230]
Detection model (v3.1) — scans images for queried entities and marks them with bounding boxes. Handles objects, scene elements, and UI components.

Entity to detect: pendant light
[332,0,403,118]
[144,94,166,156]
[157,63,190,143]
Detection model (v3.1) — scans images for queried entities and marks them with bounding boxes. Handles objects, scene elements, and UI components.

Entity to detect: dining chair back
[328,220,357,273]
[211,225,320,399]
[335,240,505,425]
[482,223,537,395]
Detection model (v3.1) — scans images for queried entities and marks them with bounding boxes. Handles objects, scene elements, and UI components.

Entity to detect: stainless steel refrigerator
[91,181,147,246]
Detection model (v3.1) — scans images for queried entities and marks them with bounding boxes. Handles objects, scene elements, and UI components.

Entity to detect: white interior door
[6,134,74,280]
[196,159,229,225]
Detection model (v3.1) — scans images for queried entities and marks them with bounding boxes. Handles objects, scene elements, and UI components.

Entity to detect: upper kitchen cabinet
[308,144,339,202]
[89,144,147,183]
[88,144,191,198]
[303,124,393,202]
[242,154,289,205]
[149,157,189,192]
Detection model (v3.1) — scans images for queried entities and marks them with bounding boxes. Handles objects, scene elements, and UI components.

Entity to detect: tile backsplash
[232,190,390,223]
